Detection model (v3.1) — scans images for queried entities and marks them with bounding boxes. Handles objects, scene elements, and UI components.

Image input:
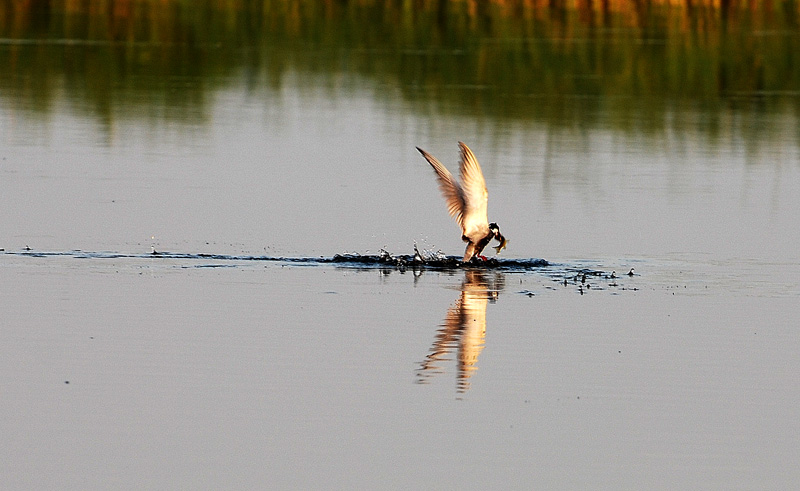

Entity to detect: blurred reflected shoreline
[1,1,798,146]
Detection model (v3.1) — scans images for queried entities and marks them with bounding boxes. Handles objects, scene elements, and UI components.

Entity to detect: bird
[416,142,506,262]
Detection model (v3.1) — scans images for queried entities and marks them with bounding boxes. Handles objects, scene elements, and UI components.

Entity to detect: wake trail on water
[3,247,644,294]
[3,247,548,271]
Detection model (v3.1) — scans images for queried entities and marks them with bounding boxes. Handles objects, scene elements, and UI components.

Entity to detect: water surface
[1,2,799,489]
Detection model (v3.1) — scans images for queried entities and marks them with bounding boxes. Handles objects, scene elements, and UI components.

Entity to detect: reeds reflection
[1,1,798,146]
[417,270,505,394]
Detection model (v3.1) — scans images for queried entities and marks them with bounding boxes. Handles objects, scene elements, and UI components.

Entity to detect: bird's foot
[478,255,488,261]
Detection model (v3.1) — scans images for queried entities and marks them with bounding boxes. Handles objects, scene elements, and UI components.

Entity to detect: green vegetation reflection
[1,1,798,141]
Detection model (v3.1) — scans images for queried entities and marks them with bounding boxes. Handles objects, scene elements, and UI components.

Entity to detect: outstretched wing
[457,142,489,238]
[417,146,466,229]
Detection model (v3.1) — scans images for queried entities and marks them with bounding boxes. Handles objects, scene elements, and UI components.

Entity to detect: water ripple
[3,249,549,271]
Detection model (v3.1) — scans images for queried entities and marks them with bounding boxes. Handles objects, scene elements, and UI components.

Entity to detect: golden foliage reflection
[0,1,797,141]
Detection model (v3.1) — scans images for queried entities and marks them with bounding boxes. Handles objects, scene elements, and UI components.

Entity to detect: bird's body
[417,142,505,262]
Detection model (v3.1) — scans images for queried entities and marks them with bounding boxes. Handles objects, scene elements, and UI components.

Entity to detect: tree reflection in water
[1,1,797,148]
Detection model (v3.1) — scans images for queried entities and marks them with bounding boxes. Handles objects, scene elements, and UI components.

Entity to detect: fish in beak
[493,233,507,254]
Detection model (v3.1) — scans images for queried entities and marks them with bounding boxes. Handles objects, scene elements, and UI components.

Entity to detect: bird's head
[489,223,508,254]
[489,223,502,240]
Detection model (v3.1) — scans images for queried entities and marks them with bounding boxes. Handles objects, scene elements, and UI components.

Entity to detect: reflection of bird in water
[417,270,503,393]
[416,142,506,262]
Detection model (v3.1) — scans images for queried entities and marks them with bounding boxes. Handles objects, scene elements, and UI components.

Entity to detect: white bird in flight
[416,142,506,262]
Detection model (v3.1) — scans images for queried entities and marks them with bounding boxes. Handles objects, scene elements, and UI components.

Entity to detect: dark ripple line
[2,250,550,271]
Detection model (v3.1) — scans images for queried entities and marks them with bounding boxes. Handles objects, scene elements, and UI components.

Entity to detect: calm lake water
[2,3,800,489]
